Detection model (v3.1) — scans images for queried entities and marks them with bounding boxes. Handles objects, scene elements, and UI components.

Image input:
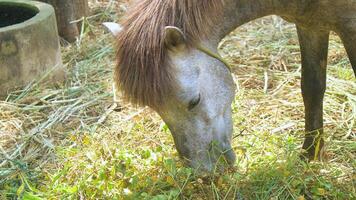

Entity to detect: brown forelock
[115,0,224,109]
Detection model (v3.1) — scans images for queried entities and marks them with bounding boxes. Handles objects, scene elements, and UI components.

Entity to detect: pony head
[157,26,237,171]
[108,0,236,172]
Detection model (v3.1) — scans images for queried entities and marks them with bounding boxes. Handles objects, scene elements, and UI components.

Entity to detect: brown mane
[116,0,224,108]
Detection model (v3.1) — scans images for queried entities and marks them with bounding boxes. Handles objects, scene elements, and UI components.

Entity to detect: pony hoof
[299,148,326,162]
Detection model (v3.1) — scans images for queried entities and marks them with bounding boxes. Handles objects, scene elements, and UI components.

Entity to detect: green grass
[1,2,355,200]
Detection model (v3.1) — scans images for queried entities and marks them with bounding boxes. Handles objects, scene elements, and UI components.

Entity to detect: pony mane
[116,0,224,108]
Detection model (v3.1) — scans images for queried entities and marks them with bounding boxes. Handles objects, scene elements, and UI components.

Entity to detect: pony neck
[206,0,303,48]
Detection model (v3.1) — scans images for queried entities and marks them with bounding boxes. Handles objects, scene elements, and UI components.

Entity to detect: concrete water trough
[0,0,65,97]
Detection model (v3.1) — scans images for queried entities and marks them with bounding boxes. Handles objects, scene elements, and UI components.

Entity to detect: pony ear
[164,26,186,50]
[103,22,123,36]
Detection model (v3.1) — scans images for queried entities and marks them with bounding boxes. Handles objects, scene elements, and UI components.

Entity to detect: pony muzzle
[208,141,236,166]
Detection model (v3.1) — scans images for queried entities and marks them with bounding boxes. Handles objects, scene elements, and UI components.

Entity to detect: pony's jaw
[156,49,237,172]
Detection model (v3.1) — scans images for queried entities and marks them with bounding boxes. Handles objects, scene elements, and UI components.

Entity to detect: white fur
[103,22,123,36]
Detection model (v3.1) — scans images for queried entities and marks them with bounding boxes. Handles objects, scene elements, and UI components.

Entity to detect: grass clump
[1,1,355,200]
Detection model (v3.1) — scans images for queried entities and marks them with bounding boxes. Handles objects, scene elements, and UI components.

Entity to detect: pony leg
[338,28,356,76]
[297,26,330,160]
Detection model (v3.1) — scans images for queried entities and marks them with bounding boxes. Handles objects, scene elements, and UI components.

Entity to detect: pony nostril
[209,141,236,165]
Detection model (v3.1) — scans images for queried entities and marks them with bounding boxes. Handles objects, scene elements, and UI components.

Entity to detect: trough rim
[0,0,54,32]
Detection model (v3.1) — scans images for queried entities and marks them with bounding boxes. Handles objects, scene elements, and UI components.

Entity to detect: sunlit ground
[1,1,355,199]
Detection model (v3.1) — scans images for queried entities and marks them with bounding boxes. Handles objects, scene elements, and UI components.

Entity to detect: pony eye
[188,94,201,110]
